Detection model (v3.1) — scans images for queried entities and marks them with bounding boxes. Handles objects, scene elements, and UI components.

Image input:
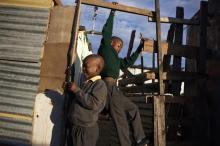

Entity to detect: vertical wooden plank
[62,0,82,145]
[67,0,82,79]
[163,24,175,92]
[127,30,136,58]
[194,1,209,146]
[154,0,165,146]
[155,1,163,95]
[172,7,184,96]
[163,23,175,72]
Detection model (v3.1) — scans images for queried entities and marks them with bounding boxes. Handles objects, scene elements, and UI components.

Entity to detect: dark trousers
[105,80,145,146]
[68,124,99,146]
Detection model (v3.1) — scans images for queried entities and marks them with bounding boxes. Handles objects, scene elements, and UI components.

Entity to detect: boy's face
[111,39,123,54]
[82,58,99,79]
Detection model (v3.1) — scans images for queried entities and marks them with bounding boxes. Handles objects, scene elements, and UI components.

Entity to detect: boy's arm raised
[120,39,144,69]
[99,10,115,49]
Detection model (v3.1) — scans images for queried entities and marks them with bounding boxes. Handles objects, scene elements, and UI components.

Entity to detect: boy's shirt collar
[87,75,101,82]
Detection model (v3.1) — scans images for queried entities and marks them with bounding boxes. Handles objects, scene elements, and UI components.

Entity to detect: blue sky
[62,0,205,67]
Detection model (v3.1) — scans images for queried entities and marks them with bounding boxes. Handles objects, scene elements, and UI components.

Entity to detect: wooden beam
[127,30,136,58]
[81,0,154,17]
[86,30,102,35]
[119,83,159,93]
[163,23,175,72]
[194,2,209,146]
[119,71,203,86]
[148,17,199,25]
[154,95,165,146]
[118,71,156,86]
[165,96,194,103]
[143,39,197,59]
[172,7,184,96]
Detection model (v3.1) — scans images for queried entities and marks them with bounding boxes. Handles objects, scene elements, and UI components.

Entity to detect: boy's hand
[136,38,145,52]
[112,2,118,5]
[139,38,144,46]
[68,82,80,93]
[62,82,79,93]
[111,2,118,14]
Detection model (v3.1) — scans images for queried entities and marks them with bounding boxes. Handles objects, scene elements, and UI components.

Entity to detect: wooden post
[148,16,199,25]
[81,0,154,17]
[127,30,136,58]
[62,0,82,145]
[194,1,209,146]
[163,24,175,92]
[172,7,184,96]
[154,0,165,146]
[163,24,175,72]
[66,0,82,81]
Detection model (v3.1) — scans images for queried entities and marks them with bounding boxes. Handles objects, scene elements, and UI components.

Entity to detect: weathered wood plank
[165,96,194,103]
[86,30,102,35]
[81,0,154,17]
[46,6,75,43]
[148,16,199,25]
[143,39,197,59]
[120,83,159,93]
[172,7,184,96]
[119,71,203,86]
[194,2,209,146]
[127,30,136,58]
[163,23,175,72]
[154,0,165,145]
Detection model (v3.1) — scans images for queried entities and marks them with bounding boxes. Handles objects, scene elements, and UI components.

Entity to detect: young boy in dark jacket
[67,54,107,146]
[98,10,148,146]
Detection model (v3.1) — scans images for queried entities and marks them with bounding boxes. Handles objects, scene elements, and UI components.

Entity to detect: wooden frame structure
[66,0,209,146]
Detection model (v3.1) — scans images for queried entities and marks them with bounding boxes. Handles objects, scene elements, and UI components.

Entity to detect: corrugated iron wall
[0,5,50,146]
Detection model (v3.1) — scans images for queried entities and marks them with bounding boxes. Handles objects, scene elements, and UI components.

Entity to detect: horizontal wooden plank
[165,96,194,103]
[86,30,102,35]
[81,0,154,17]
[207,60,220,77]
[167,141,192,146]
[163,71,203,80]
[143,39,198,59]
[119,71,203,86]
[120,83,158,93]
[148,16,199,25]
[0,0,53,8]
[118,71,156,86]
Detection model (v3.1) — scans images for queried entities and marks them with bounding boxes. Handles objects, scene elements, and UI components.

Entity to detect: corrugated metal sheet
[0,5,49,62]
[0,5,49,146]
[0,0,53,8]
[0,117,32,146]
[0,60,40,116]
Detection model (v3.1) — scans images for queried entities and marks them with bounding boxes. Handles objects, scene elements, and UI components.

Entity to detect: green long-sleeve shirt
[98,11,142,79]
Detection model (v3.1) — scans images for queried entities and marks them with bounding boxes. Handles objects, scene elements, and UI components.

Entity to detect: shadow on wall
[32,90,65,146]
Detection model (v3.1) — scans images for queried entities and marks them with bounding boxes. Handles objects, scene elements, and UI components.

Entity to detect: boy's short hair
[83,54,104,73]
[111,36,123,45]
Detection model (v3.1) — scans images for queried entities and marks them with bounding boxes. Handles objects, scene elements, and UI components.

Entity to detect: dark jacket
[98,11,143,79]
[68,76,107,127]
